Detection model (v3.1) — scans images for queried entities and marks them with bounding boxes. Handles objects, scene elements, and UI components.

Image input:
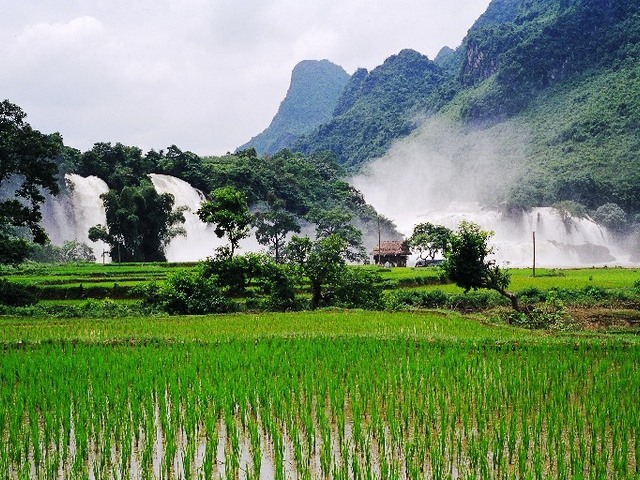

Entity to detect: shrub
[334,269,384,310]
[506,293,577,331]
[254,261,300,311]
[384,289,500,311]
[156,268,234,315]
[0,279,39,306]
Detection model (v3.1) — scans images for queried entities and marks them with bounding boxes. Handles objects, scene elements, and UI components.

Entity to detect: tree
[0,100,62,265]
[408,222,452,264]
[442,221,521,316]
[593,202,627,233]
[308,207,367,262]
[305,234,349,309]
[198,186,252,258]
[89,181,185,262]
[294,234,382,310]
[283,234,313,272]
[253,199,300,263]
[75,142,149,191]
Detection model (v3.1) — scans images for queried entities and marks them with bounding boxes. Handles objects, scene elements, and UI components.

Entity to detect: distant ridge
[237,59,349,156]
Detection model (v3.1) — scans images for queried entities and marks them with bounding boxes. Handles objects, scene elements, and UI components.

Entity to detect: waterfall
[42,174,110,261]
[43,173,260,263]
[347,193,628,267]
[422,203,622,267]
[148,174,225,261]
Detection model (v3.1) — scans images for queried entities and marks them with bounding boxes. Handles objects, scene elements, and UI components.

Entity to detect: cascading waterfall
[43,173,261,263]
[41,171,630,266]
[148,173,224,261]
[421,203,622,267]
[42,174,110,262]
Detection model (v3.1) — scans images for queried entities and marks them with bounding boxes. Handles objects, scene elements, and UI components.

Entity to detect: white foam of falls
[148,174,225,261]
[353,191,629,267]
[149,174,263,261]
[42,174,110,262]
[420,203,625,267]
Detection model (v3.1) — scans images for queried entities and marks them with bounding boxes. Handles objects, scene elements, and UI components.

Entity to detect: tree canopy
[253,199,301,263]
[408,222,452,263]
[443,221,520,315]
[198,186,252,258]
[0,100,62,264]
[89,181,185,262]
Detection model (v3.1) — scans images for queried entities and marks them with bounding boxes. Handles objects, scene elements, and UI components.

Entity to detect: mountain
[294,49,456,169]
[237,60,350,156]
[242,0,640,220]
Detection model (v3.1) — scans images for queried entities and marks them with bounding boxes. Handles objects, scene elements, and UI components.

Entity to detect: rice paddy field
[2,264,640,479]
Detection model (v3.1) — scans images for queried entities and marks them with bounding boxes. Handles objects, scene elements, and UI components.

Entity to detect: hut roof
[371,241,411,256]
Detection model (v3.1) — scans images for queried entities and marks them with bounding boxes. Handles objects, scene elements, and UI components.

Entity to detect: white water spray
[148,174,224,261]
[42,174,110,261]
[352,119,631,267]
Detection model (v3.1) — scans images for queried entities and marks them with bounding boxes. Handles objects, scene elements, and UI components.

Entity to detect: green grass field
[1,264,639,479]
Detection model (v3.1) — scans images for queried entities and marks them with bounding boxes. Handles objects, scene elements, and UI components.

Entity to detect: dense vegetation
[50,143,397,262]
[0,101,62,264]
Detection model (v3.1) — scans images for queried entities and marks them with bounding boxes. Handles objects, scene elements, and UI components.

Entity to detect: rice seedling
[1,309,639,479]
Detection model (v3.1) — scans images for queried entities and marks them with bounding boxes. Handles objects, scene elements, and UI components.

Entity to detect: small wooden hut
[371,241,411,267]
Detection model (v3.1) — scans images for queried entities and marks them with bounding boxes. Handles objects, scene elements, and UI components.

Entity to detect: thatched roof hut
[371,240,411,267]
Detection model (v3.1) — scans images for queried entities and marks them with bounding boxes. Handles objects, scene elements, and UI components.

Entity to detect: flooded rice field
[1,339,639,479]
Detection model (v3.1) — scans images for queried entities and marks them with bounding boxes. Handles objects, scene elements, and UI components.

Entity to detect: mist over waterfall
[148,174,224,261]
[352,119,628,267]
[42,174,110,261]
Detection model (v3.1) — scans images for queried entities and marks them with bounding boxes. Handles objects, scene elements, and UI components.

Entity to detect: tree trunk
[311,280,322,310]
[497,288,521,320]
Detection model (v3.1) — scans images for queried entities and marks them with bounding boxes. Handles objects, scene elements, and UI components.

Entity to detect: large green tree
[442,221,520,315]
[408,222,452,264]
[253,199,300,263]
[198,186,252,258]
[0,100,62,264]
[89,181,185,262]
[309,207,367,262]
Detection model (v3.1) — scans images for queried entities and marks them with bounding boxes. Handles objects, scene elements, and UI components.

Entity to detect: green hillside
[294,49,456,169]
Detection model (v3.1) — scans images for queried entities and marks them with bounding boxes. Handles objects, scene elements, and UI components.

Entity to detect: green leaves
[0,100,61,264]
[198,186,252,257]
[443,221,519,313]
[90,181,185,262]
[408,222,452,263]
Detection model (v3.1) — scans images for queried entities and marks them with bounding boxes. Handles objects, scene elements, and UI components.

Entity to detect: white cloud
[19,16,104,44]
[0,0,492,155]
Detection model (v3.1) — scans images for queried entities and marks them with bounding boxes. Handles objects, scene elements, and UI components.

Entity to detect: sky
[1,0,492,156]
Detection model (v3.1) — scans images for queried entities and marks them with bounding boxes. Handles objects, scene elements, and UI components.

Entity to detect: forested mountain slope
[243,0,640,220]
[294,49,456,169]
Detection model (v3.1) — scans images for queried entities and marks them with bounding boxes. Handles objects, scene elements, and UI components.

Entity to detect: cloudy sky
[1,0,491,156]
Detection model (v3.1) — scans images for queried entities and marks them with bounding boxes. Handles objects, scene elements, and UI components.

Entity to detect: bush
[254,261,300,311]
[200,255,253,296]
[384,289,501,311]
[506,293,577,331]
[150,267,235,315]
[0,279,39,306]
[334,269,384,310]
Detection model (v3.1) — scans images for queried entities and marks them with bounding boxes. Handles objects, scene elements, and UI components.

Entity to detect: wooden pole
[532,231,536,278]
[377,215,382,265]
